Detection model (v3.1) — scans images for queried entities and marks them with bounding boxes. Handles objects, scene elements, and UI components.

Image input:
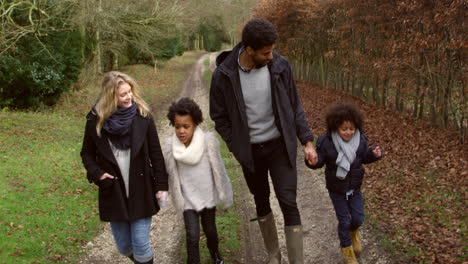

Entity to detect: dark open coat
[209,43,314,172]
[80,109,168,222]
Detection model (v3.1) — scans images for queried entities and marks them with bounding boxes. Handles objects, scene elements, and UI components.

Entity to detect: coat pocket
[97,178,115,189]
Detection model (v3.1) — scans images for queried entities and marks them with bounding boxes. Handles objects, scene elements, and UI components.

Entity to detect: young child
[306,103,382,264]
[162,97,233,264]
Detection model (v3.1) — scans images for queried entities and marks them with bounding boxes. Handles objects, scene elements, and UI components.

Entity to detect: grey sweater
[109,141,131,197]
[239,66,280,143]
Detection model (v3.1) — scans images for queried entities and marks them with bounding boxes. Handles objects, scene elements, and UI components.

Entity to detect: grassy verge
[365,167,467,263]
[0,51,205,264]
[0,111,99,264]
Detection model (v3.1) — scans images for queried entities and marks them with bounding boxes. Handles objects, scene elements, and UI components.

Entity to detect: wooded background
[0,0,256,108]
[254,0,466,143]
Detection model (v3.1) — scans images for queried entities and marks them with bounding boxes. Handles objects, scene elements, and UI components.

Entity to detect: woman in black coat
[81,71,168,264]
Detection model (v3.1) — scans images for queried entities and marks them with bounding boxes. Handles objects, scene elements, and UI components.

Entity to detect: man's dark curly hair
[242,18,278,50]
[167,97,203,126]
[325,103,364,132]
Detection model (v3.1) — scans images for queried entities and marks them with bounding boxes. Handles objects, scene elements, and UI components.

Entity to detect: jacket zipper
[226,71,248,125]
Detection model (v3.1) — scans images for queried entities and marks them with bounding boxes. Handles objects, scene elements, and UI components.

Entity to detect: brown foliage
[299,82,467,263]
[254,0,467,142]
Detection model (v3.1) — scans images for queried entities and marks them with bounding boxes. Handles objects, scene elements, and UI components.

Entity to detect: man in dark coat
[209,18,317,264]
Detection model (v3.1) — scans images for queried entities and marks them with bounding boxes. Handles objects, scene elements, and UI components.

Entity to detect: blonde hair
[95,71,151,136]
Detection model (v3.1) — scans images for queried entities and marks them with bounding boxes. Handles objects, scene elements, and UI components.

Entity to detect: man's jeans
[328,189,365,247]
[241,137,301,226]
[110,217,153,262]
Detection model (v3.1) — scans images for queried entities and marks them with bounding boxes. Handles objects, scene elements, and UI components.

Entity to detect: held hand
[99,173,115,180]
[307,157,318,166]
[304,142,318,166]
[156,191,168,200]
[373,146,382,158]
[156,191,169,209]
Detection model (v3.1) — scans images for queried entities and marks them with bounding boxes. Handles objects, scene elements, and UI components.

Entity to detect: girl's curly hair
[325,103,364,132]
[167,97,203,126]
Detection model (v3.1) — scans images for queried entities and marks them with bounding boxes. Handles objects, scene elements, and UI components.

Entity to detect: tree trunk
[95,0,103,74]
[324,58,329,87]
[346,72,350,93]
[373,74,379,104]
[319,56,325,86]
[333,70,338,90]
[413,76,421,117]
[381,77,389,107]
[395,83,404,111]
[429,83,437,126]
[442,48,453,128]
[358,78,365,99]
[418,83,426,120]
[341,71,345,91]
[113,51,118,70]
[351,74,356,96]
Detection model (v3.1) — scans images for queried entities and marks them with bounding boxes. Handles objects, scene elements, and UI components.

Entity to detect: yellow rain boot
[350,230,362,255]
[341,246,358,264]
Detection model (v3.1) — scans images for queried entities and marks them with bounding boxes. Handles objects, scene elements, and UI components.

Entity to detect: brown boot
[350,230,362,255]
[284,225,304,264]
[258,212,281,264]
[341,246,358,264]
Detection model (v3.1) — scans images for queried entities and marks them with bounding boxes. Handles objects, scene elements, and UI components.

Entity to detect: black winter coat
[209,43,314,172]
[306,131,380,194]
[80,109,168,222]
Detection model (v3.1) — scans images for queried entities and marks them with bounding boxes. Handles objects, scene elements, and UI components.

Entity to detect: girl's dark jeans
[241,137,301,226]
[183,207,219,264]
[328,189,365,247]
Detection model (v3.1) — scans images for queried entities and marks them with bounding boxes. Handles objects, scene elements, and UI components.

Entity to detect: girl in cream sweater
[162,97,233,264]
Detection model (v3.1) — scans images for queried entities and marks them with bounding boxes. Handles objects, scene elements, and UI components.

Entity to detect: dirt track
[79,53,394,263]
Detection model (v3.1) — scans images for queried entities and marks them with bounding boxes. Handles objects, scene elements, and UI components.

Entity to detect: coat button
[140,173,143,176]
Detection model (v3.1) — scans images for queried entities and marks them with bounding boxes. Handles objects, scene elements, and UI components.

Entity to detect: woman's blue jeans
[110,217,153,262]
[328,190,365,247]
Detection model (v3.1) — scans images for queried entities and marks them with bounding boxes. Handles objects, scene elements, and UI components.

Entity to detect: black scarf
[103,102,137,149]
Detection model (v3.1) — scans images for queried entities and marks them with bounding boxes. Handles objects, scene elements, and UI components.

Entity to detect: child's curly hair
[325,103,364,132]
[167,97,203,126]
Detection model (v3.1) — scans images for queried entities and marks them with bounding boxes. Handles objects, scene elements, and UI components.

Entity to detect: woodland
[255,0,466,143]
[0,0,256,108]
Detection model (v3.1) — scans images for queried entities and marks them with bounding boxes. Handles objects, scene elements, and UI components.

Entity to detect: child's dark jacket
[306,131,380,194]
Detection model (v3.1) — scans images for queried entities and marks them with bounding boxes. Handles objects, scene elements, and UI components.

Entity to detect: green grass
[203,57,210,68]
[0,51,206,263]
[0,111,99,264]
